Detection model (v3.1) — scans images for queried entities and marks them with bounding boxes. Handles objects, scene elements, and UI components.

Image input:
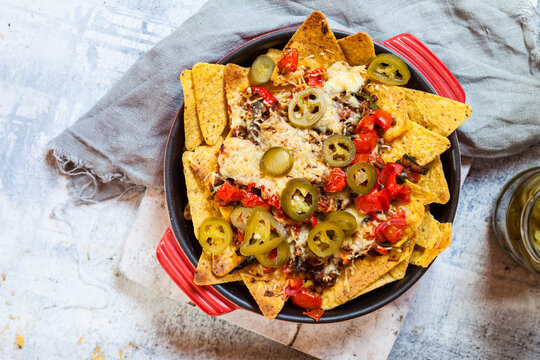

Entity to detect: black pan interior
[165,29,461,323]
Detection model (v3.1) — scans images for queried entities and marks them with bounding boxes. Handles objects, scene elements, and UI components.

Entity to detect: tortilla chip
[410,221,452,267]
[380,121,451,166]
[321,204,422,310]
[224,63,250,123]
[182,152,221,235]
[414,212,441,249]
[192,63,228,145]
[389,257,411,280]
[194,252,242,285]
[187,145,220,188]
[337,32,375,66]
[403,88,472,137]
[240,269,289,319]
[406,180,439,205]
[265,48,283,63]
[365,84,410,142]
[396,200,425,247]
[212,244,243,277]
[180,70,204,151]
[417,157,450,204]
[283,11,346,70]
[357,256,411,296]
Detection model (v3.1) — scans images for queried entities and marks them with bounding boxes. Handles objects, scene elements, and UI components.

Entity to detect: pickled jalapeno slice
[325,211,358,236]
[307,221,345,258]
[288,88,327,128]
[240,207,286,256]
[198,217,233,254]
[322,134,356,167]
[260,147,293,177]
[249,55,276,85]
[255,240,291,268]
[281,178,319,221]
[367,53,411,85]
[346,162,378,195]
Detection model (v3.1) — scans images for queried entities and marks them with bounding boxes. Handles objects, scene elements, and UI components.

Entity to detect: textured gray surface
[1,0,540,359]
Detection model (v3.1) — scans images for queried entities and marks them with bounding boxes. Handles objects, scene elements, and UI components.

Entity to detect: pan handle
[380,33,466,102]
[156,228,239,316]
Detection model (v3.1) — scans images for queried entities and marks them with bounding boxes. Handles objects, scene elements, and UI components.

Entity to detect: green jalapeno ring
[230,206,252,231]
[346,162,378,195]
[281,178,319,221]
[240,207,286,256]
[255,240,291,268]
[322,134,356,167]
[260,146,294,177]
[249,55,276,86]
[288,88,327,128]
[325,211,358,236]
[307,221,345,258]
[367,53,411,86]
[198,217,233,254]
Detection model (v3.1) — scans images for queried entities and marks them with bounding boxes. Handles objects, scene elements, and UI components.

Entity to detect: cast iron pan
[163,29,462,323]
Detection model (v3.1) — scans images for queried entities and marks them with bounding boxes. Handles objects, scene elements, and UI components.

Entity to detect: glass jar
[492,167,540,272]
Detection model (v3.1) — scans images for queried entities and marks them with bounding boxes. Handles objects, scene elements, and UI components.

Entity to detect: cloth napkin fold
[47,0,540,199]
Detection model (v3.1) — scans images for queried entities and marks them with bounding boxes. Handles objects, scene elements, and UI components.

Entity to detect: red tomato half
[291,288,322,310]
[354,131,378,153]
[278,49,298,72]
[308,68,326,87]
[283,277,303,296]
[375,217,408,244]
[324,168,347,192]
[372,109,394,131]
[355,188,390,214]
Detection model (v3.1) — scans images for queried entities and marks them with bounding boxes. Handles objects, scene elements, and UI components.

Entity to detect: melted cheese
[323,61,367,94]
[313,92,343,133]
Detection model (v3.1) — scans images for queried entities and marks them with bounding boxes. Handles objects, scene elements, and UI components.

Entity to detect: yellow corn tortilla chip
[406,180,439,205]
[380,121,451,166]
[410,221,452,267]
[192,63,228,145]
[265,48,283,63]
[240,270,289,319]
[194,252,242,285]
[212,244,243,277]
[403,88,472,137]
[395,200,425,247]
[321,202,423,310]
[283,11,346,70]
[224,63,250,123]
[414,212,441,249]
[337,32,375,66]
[365,84,410,142]
[357,256,411,296]
[417,157,450,204]
[182,152,221,236]
[187,145,220,188]
[180,70,204,151]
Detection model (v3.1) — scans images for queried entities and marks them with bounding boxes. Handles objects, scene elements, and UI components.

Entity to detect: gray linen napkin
[48,0,540,200]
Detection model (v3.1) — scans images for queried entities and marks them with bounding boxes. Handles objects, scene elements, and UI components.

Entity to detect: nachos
[180,11,472,321]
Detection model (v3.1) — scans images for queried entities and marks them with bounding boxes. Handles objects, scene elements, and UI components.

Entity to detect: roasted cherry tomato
[278,48,298,72]
[372,109,394,131]
[353,131,378,153]
[347,162,378,195]
[249,54,275,85]
[322,134,356,167]
[325,211,358,236]
[355,188,390,214]
[375,217,408,244]
[255,240,291,268]
[355,115,376,133]
[283,276,304,296]
[292,288,322,310]
[367,53,411,85]
[308,68,326,87]
[251,86,280,109]
[230,206,252,231]
[215,182,244,203]
[324,168,347,193]
[241,207,286,256]
[260,146,293,177]
[378,163,404,186]
[307,221,345,258]
[198,217,233,254]
[288,88,327,128]
[281,178,319,221]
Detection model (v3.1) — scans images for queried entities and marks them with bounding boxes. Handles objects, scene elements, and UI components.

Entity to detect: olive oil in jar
[493,167,540,272]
